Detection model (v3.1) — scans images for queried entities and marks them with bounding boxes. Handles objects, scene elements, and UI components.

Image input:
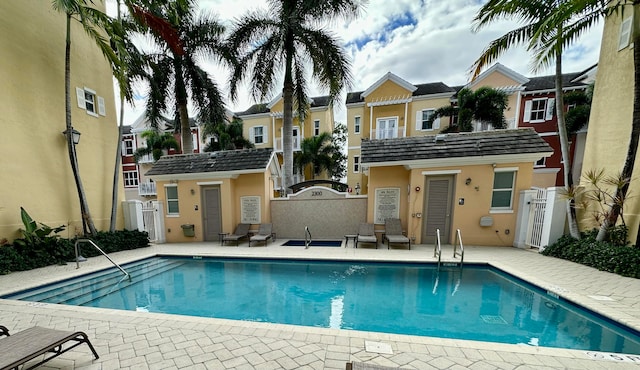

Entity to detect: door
[422,176,454,244]
[376,118,398,139]
[202,186,222,241]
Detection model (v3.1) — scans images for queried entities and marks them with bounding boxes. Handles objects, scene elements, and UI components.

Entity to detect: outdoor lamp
[63,127,81,145]
[355,182,361,195]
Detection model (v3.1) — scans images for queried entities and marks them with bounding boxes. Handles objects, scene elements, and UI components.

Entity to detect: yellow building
[146,149,279,243]
[362,129,551,246]
[346,73,457,195]
[238,95,335,190]
[0,2,122,240]
[580,5,638,239]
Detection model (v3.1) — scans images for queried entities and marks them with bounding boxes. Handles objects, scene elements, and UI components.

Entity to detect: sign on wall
[240,196,261,224]
[374,188,400,224]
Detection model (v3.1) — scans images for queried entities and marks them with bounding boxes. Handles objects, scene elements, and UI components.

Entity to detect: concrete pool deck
[1,242,640,369]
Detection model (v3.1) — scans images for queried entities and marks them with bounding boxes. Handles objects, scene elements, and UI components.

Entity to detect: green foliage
[541,228,640,278]
[430,87,508,133]
[203,117,254,152]
[133,130,180,162]
[564,89,592,134]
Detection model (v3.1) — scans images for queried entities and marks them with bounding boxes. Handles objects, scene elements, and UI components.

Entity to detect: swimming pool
[4,256,640,354]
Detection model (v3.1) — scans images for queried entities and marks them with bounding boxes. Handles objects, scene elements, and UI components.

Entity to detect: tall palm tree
[128,0,231,154]
[294,132,334,180]
[52,0,119,237]
[428,87,508,132]
[228,0,364,193]
[470,0,603,239]
[133,130,181,162]
[203,117,255,152]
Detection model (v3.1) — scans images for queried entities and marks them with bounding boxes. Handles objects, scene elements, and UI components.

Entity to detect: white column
[403,100,408,137]
[369,104,373,138]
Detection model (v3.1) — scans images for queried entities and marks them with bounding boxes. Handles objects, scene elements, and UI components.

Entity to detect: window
[123,170,139,188]
[166,185,179,215]
[354,116,361,134]
[250,126,265,144]
[619,16,633,51]
[192,132,199,152]
[376,117,398,139]
[122,137,135,156]
[535,157,546,167]
[529,99,546,122]
[314,120,320,136]
[353,156,360,173]
[491,171,515,209]
[420,109,436,130]
[75,87,105,116]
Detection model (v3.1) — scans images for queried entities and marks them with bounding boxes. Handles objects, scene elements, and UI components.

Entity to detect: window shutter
[619,16,633,50]
[523,100,532,122]
[76,87,85,109]
[545,98,555,120]
[261,126,268,144]
[97,96,106,116]
[416,111,422,131]
[121,142,127,156]
[434,117,440,130]
[249,127,255,143]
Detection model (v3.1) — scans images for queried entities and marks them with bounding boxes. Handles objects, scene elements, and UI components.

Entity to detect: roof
[361,129,552,164]
[524,72,586,91]
[345,82,454,104]
[237,95,332,116]
[146,148,274,176]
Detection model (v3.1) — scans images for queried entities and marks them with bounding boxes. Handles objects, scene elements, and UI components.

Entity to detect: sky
[105,0,603,127]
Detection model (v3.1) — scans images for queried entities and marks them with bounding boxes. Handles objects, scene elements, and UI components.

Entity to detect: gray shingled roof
[361,129,551,164]
[524,72,585,91]
[345,82,454,104]
[236,95,331,116]
[146,148,274,176]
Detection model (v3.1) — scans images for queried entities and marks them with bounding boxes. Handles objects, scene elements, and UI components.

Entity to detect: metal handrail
[304,226,312,249]
[453,229,464,264]
[75,238,130,280]
[433,229,442,269]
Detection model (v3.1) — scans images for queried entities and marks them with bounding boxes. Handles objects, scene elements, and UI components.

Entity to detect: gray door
[422,176,454,244]
[202,187,222,241]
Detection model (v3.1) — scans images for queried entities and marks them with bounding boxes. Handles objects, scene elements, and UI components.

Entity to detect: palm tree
[52,0,119,237]
[294,132,335,180]
[470,0,603,239]
[228,0,364,193]
[203,117,255,152]
[428,87,508,132]
[128,0,231,154]
[133,130,181,162]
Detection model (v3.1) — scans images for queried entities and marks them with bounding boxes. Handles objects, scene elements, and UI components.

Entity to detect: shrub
[542,229,640,278]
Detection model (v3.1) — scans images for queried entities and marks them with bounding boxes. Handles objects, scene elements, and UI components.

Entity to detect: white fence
[513,187,566,250]
[122,200,165,243]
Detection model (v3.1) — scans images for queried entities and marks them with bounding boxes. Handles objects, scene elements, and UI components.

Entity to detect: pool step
[6,258,184,304]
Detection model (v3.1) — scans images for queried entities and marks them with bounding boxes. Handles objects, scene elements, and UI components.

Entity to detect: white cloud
[106,0,603,127]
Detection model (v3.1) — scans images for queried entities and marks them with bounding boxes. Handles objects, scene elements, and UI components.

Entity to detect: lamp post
[355,182,361,195]
[63,127,81,144]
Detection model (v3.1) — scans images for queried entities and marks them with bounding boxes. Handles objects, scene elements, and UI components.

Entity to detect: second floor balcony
[137,153,154,164]
[139,180,157,196]
[274,136,301,152]
[371,125,406,140]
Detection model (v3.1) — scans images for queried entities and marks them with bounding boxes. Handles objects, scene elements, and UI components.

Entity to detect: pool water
[5,257,640,354]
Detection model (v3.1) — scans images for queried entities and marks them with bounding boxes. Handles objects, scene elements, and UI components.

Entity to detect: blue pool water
[4,257,640,354]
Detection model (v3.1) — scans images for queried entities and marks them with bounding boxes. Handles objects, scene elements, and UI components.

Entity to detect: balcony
[371,126,406,140]
[274,137,301,152]
[138,180,157,196]
[137,153,154,164]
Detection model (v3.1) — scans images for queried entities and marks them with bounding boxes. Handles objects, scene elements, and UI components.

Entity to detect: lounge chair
[222,223,251,246]
[384,218,410,249]
[0,326,99,370]
[355,223,378,248]
[0,325,8,338]
[249,223,273,247]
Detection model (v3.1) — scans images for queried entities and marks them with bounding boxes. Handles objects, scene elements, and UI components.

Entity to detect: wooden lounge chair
[0,326,99,370]
[249,223,273,247]
[222,223,251,246]
[355,223,377,248]
[384,218,410,249]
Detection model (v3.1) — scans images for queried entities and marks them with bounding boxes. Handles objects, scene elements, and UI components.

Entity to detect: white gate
[525,188,547,248]
[142,201,165,243]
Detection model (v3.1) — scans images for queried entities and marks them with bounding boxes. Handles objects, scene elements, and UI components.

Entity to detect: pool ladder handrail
[433,229,442,269]
[75,238,130,280]
[453,229,464,265]
[304,226,312,249]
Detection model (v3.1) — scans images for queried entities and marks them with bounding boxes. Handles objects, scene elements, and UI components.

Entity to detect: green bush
[542,228,640,278]
[0,229,149,275]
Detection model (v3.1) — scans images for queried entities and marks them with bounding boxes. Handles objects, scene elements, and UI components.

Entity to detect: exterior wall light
[355,182,361,195]
[63,127,81,145]
[465,178,472,185]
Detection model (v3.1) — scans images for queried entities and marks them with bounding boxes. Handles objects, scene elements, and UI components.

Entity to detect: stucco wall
[0,1,122,240]
[271,188,367,239]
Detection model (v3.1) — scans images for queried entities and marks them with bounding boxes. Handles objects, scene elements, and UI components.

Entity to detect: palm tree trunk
[554,46,580,239]
[175,61,193,154]
[282,34,295,194]
[110,94,125,232]
[65,13,97,237]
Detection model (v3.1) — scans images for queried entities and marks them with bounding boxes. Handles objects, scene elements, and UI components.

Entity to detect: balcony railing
[274,137,301,152]
[138,180,156,196]
[137,153,154,164]
[371,126,406,139]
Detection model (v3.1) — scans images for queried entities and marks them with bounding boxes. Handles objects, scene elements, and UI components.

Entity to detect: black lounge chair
[222,223,251,246]
[249,223,273,247]
[384,218,410,249]
[0,326,99,370]
[0,325,8,338]
[355,223,377,248]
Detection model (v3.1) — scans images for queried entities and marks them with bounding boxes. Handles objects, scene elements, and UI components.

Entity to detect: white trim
[310,106,329,112]
[366,97,412,107]
[538,132,558,137]
[494,167,519,172]
[533,168,561,174]
[375,116,399,139]
[362,72,416,98]
[421,170,461,175]
[353,155,361,173]
[196,181,224,185]
[522,86,586,95]
[164,184,179,215]
[365,153,552,169]
[468,63,530,88]
[266,93,282,109]
[149,168,265,182]
[97,96,106,116]
[238,112,270,119]
[489,210,514,214]
[354,115,361,134]
[346,102,366,108]
[411,92,456,101]
[347,146,362,150]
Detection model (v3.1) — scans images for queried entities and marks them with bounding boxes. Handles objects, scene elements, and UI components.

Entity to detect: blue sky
[106,0,603,126]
